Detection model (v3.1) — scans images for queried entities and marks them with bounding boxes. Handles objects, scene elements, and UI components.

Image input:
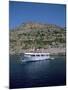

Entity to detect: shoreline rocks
[9,47,66,56]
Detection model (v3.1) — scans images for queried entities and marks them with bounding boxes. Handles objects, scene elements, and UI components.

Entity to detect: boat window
[36,55,40,56]
[41,54,45,56]
[31,55,35,56]
[46,54,48,56]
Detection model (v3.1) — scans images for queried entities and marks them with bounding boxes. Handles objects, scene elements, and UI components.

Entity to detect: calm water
[10,55,66,89]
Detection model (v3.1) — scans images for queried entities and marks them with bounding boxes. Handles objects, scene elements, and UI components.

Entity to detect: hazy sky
[9,1,66,29]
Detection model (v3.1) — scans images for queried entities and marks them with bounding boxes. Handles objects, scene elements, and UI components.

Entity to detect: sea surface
[10,54,66,89]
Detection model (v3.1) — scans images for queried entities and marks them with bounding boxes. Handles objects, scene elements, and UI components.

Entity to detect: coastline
[9,47,66,56]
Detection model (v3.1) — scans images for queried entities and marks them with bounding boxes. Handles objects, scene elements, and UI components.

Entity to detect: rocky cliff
[9,22,66,54]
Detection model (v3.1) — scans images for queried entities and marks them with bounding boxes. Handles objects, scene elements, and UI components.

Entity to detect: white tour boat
[21,53,51,62]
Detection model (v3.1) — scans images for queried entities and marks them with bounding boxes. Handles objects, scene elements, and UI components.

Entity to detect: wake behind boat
[21,53,51,62]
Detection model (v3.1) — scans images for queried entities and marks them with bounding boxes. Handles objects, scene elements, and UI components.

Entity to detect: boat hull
[25,56,49,60]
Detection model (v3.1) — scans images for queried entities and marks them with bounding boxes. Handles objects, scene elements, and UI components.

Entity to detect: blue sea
[10,54,66,89]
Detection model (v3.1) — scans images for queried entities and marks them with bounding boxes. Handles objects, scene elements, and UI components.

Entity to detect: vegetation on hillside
[9,22,66,54]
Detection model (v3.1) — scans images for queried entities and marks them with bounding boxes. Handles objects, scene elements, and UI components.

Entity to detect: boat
[21,53,51,62]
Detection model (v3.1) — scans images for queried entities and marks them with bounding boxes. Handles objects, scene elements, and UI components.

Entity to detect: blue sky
[9,1,66,29]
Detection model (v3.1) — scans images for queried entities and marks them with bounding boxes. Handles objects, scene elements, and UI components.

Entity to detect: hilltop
[9,22,66,54]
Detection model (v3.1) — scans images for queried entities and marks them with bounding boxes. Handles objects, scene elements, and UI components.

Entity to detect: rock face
[9,22,66,54]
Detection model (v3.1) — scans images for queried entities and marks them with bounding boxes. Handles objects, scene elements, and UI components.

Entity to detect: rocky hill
[9,22,66,54]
